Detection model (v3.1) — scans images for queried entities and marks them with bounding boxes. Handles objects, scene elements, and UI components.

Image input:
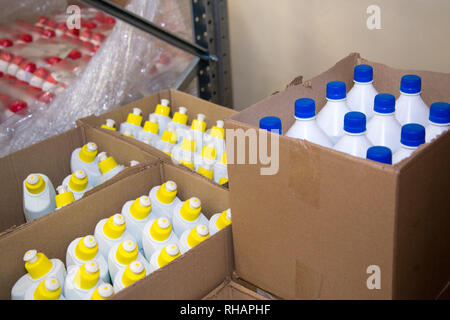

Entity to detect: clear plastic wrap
[0,0,195,157]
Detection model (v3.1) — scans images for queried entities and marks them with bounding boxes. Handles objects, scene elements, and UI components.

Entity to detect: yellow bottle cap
[75,236,98,261]
[55,186,75,208]
[101,119,116,131]
[74,261,100,290]
[68,170,88,192]
[115,240,138,265]
[121,261,146,287]
[25,174,46,194]
[218,177,229,185]
[126,108,143,126]
[78,142,98,163]
[33,278,61,300]
[186,225,210,248]
[216,209,232,230]
[150,217,172,241]
[161,130,177,144]
[180,138,196,153]
[220,152,227,165]
[180,197,202,221]
[156,181,177,204]
[143,120,159,134]
[191,114,206,132]
[198,167,214,180]
[98,153,119,174]
[129,196,151,220]
[157,243,180,268]
[91,283,114,300]
[24,250,53,279]
[172,107,188,125]
[103,214,126,239]
[180,159,194,169]
[155,99,170,116]
[201,145,216,161]
[210,120,225,139]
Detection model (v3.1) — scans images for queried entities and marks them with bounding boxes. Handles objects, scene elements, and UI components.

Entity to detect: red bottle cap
[0,71,3,77]
[21,62,37,73]
[19,34,33,43]
[0,38,13,48]
[46,19,57,29]
[45,74,58,84]
[42,29,56,38]
[80,29,92,41]
[37,16,48,25]
[37,91,54,104]
[95,12,106,23]
[9,100,27,113]
[104,16,116,25]
[67,28,80,37]
[68,49,82,60]
[34,67,49,79]
[86,21,97,29]
[0,51,13,62]
[12,56,25,66]
[45,56,62,66]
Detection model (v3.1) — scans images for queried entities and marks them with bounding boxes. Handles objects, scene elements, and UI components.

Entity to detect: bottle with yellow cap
[190,114,207,154]
[113,260,148,293]
[70,142,102,187]
[101,119,116,131]
[193,142,217,171]
[64,261,105,300]
[148,243,181,273]
[61,169,93,200]
[213,151,228,184]
[172,197,209,237]
[121,195,153,250]
[197,158,215,181]
[11,250,66,300]
[94,213,137,258]
[150,99,171,136]
[97,152,125,185]
[154,122,178,154]
[24,277,65,300]
[120,107,143,138]
[172,132,197,170]
[22,173,56,222]
[66,235,110,283]
[90,283,114,300]
[209,209,232,236]
[55,185,75,210]
[170,106,189,144]
[108,239,149,281]
[137,114,160,145]
[122,127,134,139]
[148,180,182,219]
[142,216,180,260]
[203,120,226,161]
[179,224,210,254]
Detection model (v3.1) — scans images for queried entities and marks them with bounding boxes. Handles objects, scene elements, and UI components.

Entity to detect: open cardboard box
[0,162,233,300]
[225,53,450,299]
[0,125,159,235]
[203,278,268,300]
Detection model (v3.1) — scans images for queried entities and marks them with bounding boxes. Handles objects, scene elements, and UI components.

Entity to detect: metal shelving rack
[81,0,233,108]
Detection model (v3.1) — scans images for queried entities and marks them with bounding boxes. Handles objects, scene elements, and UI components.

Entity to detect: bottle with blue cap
[367,93,402,153]
[393,123,426,164]
[334,111,373,158]
[395,75,429,127]
[285,98,333,148]
[260,116,282,134]
[316,81,351,144]
[425,102,449,143]
[366,146,392,165]
[347,65,379,119]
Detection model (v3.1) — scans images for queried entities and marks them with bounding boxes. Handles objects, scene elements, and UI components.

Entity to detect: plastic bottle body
[213,162,227,184]
[316,99,351,144]
[141,219,180,260]
[113,264,149,293]
[172,202,209,238]
[94,218,137,258]
[346,82,379,119]
[121,200,153,250]
[70,148,101,187]
[23,174,56,222]
[285,117,333,148]
[107,242,149,281]
[137,130,159,146]
[334,133,373,159]
[426,122,449,143]
[64,265,102,300]
[119,122,141,139]
[395,93,429,127]
[98,165,125,185]
[367,113,402,153]
[152,113,171,136]
[148,185,181,219]
[392,146,416,164]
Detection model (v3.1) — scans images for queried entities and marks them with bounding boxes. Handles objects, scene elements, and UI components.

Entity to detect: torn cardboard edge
[202,277,268,300]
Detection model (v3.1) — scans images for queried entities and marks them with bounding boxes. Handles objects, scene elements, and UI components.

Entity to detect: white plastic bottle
[194,142,217,171]
[148,243,181,273]
[285,98,333,148]
[101,119,116,131]
[425,102,450,143]
[24,277,65,300]
[137,114,159,145]
[197,158,215,181]
[334,111,373,158]
[366,146,392,165]
[55,185,75,209]
[122,128,134,138]
[316,81,351,144]
[113,260,148,293]
[346,64,379,119]
[66,235,110,283]
[22,173,56,222]
[203,120,226,161]
[367,93,402,153]
[94,214,137,258]
[90,283,115,300]
[393,123,426,164]
[395,75,429,127]
[172,197,209,238]
[97,152,125,185]
[148,180,182,219]
[70,142,101,187]
[154,123,178,154]
[179,225,210,254]
[213,152,228,184]
[209,209,232,236]
[171,106,189,143]
[172,133,197,170]
[62,170,93,200]
[11,250,66,300]
[64,261,103,300]
[151,99,171,135]
[142,217,180,261]
[108,239,149,281]
[121,195,153,250]
[190,114,207,154]
[120,107,143,138]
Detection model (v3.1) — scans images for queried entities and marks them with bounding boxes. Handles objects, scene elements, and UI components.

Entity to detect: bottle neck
[344,131,366,136]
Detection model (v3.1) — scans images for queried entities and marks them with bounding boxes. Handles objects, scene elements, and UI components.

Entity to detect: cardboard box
[0,162,232,300]
[225,53,450,299]
[0,125,159,235]
[203,278,268,300]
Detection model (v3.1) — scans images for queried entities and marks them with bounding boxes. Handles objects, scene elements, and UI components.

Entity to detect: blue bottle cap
[354,64,374,83]
[326,81,346,100]
[295,98,316,119]
[259,116,282,134]
[429,102,450,124]
[344,111,366,134]
[366,146,392,165]
[400,75,421,94]
[374,93,396,114]
[400,123,425,147]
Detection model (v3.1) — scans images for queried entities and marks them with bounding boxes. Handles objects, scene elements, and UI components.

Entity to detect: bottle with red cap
[29,67,49,89]
[0,51,13,72]
[16,61,37,83]
[6,55,25,76]
[0,37,13,48]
